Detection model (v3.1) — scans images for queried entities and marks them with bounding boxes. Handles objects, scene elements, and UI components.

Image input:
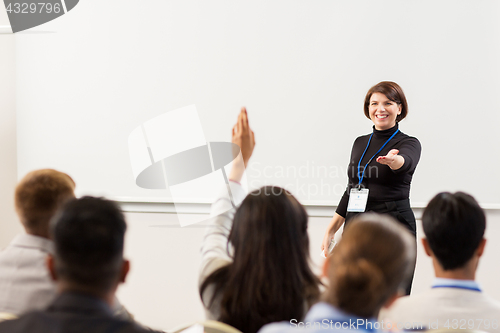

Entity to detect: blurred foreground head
[49,196,128,297]
[325,213,416,318]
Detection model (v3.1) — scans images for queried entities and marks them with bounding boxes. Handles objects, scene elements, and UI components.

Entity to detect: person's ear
[46,255,58,282]
[119,259,130,284]
[476,238,486,257]
[422,238,432,257]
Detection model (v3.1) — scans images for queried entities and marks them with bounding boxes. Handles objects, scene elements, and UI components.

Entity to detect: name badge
[347,188,369,212]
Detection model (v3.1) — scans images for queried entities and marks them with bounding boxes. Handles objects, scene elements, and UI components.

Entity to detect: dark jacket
[0,292,162,333]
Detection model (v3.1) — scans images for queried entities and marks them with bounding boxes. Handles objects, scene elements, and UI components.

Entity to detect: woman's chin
[373,121,396,131]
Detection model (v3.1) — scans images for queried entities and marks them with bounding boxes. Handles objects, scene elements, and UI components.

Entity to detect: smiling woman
[321,81,421,295]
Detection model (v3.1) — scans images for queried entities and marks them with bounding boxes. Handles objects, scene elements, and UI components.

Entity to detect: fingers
[376,156,390,165]
[321,236,329,251]
[234,113,240,134]
[388,149,399,157]
[231,106,255,167]
[322,238,330,251]
[376,149,399,164]
[240,107,248,133]
[234,107,249,135]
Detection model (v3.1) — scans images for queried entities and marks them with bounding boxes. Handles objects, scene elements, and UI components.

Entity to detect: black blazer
[0,292,162,333]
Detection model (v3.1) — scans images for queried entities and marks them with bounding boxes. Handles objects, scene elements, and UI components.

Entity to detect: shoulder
[394,132,421,154]
[396,131,420,145]
[379,290,436,321]
[199,257,230,289]
[481,293,500,307]
[382,288,500,322]
[0,312,160,333]
[0,311,47,332]
[354,133,372,142]
[352,133,372,147]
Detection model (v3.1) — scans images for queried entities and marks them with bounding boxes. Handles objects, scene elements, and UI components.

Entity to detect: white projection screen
[16,0,500,208]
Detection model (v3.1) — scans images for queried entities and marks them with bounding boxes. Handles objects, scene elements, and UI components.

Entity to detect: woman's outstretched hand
[376,149,405,170]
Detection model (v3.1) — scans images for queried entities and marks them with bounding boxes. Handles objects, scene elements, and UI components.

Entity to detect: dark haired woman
[199,108,321,333]
[321,81,421,294]
[260,214,416,333]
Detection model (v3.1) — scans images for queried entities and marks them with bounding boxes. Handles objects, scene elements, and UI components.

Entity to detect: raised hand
[232,107,255,167]
[229,107,255,183]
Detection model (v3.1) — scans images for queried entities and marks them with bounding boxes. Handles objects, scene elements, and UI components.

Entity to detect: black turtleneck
[336,123,421,217]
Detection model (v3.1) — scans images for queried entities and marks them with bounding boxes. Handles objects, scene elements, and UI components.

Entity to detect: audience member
[0,196,161,333]
[199,108,321,333]
[0,169,75,315]
[259,213,416,333]
[380,192,500,332]
[0,169,131,320]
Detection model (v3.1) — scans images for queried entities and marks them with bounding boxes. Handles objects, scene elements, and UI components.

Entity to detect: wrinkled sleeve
[393,137,421,174]
[199,181,247,288]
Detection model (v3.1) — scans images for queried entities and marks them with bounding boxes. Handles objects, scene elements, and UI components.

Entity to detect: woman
[259,214,416,333]
[199,108,321,333]
[322,81,420,293]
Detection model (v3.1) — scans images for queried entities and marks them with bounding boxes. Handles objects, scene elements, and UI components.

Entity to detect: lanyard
[357,129,399,187]
[432,285,481,292]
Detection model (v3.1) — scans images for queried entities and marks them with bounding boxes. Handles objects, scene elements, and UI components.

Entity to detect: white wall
[14,0,500,207]
[0,6,22,248]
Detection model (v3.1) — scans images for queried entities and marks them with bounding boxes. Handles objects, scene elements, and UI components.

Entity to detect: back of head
[230,186,310,278]
[203,186,320,333]
[15,169,75,237]
[326,213,415,318]
[50,196,126,295]
[422,192,485,270]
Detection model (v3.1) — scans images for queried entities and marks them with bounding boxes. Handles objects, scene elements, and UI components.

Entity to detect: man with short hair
[0,169,75,315]
[380,192,500,332]
[0,196,161,333]
[0,169,130,320]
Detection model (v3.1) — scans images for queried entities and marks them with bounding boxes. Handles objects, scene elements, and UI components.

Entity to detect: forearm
[229,158,245,183]
[328,212,345,234]
[322,212,345,251]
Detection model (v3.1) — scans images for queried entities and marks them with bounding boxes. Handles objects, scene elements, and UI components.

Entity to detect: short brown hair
[15,169,75,237]
[364,81,408,122]
[325,213,415,318]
